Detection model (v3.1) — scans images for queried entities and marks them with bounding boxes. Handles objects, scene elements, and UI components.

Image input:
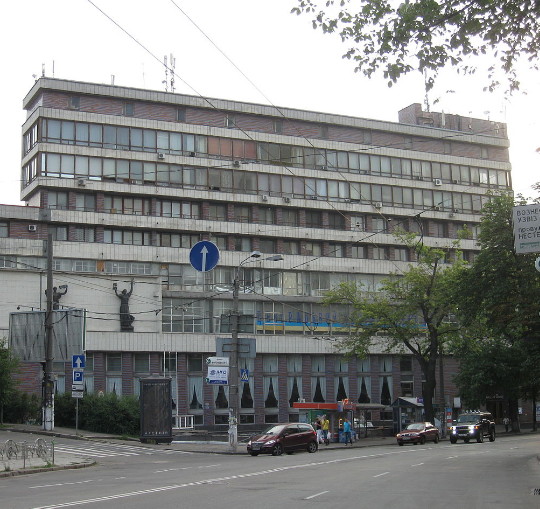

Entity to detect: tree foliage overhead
[324,233,465,422]
[292,0,540,92]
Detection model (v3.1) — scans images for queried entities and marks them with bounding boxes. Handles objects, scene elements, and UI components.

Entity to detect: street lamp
[228,251,283,452]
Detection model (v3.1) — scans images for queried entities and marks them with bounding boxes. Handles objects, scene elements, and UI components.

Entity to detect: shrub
[3,391,41,424]
[55,393,140,436]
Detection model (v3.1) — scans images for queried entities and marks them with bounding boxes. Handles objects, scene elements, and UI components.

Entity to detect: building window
[400,375,414,397]
[75,193,96,211]
[48,191,69,210]
[233,205,251,223]
[106,353,122,372]
[0,222,8,238]
[327,243,344,258]
[74,227,95,242]
[350,215,365,231]
[281,209,298,226]
[372,217,388,233]
[372,247,389,260]
[69,96,80,109]
[328,213,346,230]
[51,226,68,241]
[162,299,206,333]
[351,245,366,259]
[273,120,283,134]
[304,241,322,257]
[123,102,134,116]
[305,210,322,228]
[234,237,252,252]
[177,107,186,122]
[225,113,236,128]
[134,353,150,373]
[394,248,409,262]
[258,239,276,254]
[400,356,412,372]
[258,207,275,225]
[208,204,226,221]
[282,241,299,255]
[188,354,203,372]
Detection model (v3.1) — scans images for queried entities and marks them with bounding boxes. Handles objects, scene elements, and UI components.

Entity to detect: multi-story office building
[2,78,512,428]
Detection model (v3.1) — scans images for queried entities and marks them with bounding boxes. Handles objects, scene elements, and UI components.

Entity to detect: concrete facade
[2,78,514,428]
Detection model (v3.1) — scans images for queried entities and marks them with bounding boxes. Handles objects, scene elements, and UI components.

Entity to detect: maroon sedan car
[247,423,318,456]
[396,422,440,446]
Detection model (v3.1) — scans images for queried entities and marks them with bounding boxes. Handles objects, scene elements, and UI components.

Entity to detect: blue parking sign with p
[73,370,84,383]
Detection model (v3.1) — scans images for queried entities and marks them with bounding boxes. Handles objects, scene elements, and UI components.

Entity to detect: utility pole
[228,252,283,452]
[228,269,241,452]
[43,233,54,431]
[438,343,445,438]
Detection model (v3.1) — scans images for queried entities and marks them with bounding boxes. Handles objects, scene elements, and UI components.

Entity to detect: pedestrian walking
[503,416,510,433]
[343,417,353,445]
[315,417,324,444]
[321,415,330,445]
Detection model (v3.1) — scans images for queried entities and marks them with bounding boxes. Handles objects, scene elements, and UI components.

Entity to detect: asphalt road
[2,433,539,509]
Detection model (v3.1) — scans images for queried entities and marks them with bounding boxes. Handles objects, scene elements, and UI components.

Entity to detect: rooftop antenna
[52,60,55,78]
[163,55,168,92]
[41,63,45,78]
[169,53,176,93]
[111,75,115,86]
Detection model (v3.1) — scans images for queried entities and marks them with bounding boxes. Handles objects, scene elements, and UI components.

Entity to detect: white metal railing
[173,414,194,430]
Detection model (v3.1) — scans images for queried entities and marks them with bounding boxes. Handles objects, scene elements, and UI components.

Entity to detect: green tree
[453,193,540,429]
[323,234,465,423]
[292,0,540,93]
[0,338,19,424]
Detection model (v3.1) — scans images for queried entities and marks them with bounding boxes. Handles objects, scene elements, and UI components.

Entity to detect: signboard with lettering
[206,366,229,385]
[513,204,540,254]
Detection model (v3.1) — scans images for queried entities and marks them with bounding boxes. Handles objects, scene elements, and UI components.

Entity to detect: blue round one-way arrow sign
[189,241,220,272]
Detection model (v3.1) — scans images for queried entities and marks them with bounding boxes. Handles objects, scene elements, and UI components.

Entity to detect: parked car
[396,422,440,446]
[247,423,318,456]
[448,412,496,444]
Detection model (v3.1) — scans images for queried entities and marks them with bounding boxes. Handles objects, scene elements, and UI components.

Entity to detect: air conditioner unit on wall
[374,202,382,209]
[261,195,268,201]
[433,178,442,186]
[28,225,37,232]
[283,196,290,203]
[157,153,165,160]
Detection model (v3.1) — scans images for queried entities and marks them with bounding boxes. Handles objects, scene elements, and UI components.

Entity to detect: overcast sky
[1,0,538,206]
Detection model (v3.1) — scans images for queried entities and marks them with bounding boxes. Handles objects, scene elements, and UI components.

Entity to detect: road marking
[154,464,221,474]
[446,456,458,459]
[373,472,389,478]
[30,449,423,508]
[411,463,424,467]
[30,480,96,489]
[304,491,329,500]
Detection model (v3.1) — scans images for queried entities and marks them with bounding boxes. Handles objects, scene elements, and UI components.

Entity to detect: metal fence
[0,438,55,469]
[173,414,194,430]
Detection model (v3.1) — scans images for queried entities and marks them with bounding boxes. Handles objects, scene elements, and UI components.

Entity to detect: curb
[0,461,96,478]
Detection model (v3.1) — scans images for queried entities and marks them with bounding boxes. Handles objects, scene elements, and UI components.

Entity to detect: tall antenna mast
[170,53,176,93]
[163,55,168,92]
